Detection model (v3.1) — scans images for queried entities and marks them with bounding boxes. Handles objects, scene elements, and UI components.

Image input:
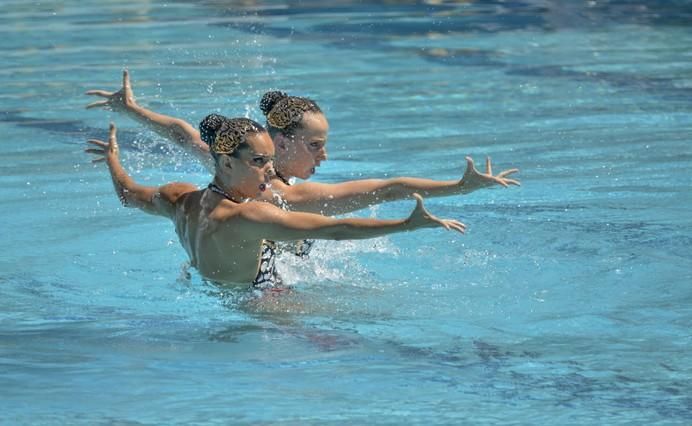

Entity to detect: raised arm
[281,157,519,215]
[85,123,197,218]
[85,70,214,173]
[234,193,465,242]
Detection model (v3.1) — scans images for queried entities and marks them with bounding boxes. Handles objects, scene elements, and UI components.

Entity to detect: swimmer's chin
[299,167,316,180]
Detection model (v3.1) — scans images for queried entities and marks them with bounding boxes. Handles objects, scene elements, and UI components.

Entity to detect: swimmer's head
[260,91,322,137]
[259,91,329,180]
[201,114,275,197]
[200,114,265,158]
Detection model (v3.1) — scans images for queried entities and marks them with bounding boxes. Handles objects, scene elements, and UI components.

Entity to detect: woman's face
[228,132,276,198]
[275,111,328,180]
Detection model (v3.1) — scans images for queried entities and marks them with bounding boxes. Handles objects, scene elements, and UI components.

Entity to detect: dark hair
[199,114,266,157]
[259,91,322,136]
[259,91,288,116]
[199,113,226,147]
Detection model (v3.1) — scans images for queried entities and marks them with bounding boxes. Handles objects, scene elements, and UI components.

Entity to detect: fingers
[412,192,424,207]
[87,139,108,147]
[108,122,117,143]
[494,178,509,188]
[444,220,466,234]
[465,156,475,170]
[434,217,467,233]
[497,168,519,178]
[85,90,114,98]
[91,157,106,163]
[84,148,106,155]
[450,224,465,234]
[495,168,521,187]
[452,220,467,231]
[486,156,492,175]
[123,69,131,90]
[85,100,110,110]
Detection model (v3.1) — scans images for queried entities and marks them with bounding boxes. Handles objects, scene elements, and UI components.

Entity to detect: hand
[407,193,466,234]
[459,156,520,193]
[85,70,136,112]
[86,123,129,206]
[85,122,119,164]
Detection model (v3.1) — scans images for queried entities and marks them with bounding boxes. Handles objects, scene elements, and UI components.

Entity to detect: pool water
[2,1,691,424]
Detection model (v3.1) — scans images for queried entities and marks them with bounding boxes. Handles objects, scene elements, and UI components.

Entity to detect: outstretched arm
[282,157,519,215]
[85,122,197,218]
[85,70,214,173]
[234,193,465,242]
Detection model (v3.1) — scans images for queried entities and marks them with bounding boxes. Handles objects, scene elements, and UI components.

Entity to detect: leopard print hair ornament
[259,91,321,132]
[199,114,264,156]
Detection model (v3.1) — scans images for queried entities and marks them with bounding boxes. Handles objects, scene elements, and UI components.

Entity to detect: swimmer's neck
[211,176,249,202]
[274,171,292,185]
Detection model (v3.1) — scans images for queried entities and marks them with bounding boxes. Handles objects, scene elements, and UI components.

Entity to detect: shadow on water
[389,335,692,419]
[506,65,692,103]
[5,264,691,421]
[186,272,692,420]
[205,0,692,105]
[3,2,691,141]
[0,109,164,153]
[208,291,692,421]
[1,110,141,144]
[204,0,692,30]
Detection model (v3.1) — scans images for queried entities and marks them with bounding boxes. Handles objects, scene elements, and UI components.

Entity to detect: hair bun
[259,91,288,116]
[199,113,226,146]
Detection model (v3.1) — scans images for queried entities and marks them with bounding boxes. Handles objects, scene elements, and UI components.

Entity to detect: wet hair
[199,114,266,158]
[259,91,322,136]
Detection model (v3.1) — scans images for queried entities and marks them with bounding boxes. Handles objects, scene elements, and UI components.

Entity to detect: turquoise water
[2,1,692,424]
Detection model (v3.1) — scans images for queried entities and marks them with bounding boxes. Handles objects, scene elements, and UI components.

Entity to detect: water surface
[1,1,691,424]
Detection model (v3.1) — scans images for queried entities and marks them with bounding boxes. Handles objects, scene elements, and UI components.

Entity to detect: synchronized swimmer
[87,119,466,288]
[85,71,520,289]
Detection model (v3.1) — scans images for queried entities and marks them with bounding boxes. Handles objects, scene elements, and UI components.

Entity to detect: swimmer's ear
[221,156,233,170]
[274,133,288,150]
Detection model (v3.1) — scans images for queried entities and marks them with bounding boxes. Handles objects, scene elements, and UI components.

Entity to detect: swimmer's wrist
[402,216,423,231]
[402,217,412,230]
[124,99,143,113]
[457,178,474,194]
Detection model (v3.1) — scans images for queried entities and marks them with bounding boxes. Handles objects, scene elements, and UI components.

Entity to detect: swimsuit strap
[275,172,291,185]
[207,183,240,202]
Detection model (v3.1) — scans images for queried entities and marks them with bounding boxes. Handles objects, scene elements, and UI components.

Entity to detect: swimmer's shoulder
[266,178,314,205]
[145,182,198,219]
[158,182,199,205]
[269,177,291,191]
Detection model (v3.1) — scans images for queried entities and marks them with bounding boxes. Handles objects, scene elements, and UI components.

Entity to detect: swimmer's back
[172,189,265,286]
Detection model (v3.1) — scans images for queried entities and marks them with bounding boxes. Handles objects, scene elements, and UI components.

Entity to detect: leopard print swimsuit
[252,191,315,289]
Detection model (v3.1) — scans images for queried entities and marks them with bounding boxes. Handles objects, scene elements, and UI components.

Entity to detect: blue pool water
[2,1,692,424]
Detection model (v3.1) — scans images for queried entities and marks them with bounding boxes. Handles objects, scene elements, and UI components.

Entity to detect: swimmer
[86,117,466,289]
[85,70,520,220]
